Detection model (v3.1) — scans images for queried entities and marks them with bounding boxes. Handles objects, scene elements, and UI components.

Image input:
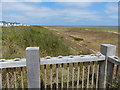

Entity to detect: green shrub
[74,37,84,41]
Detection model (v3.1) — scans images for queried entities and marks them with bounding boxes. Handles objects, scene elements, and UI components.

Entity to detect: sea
[60,26,118,29]
[76,26,118,29]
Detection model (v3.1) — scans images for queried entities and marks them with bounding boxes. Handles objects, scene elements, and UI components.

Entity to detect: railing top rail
[0,54,105,69]
[108,56,120,65]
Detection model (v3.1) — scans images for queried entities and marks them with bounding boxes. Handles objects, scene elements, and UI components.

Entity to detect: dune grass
[2,26,72,59]
[2,26,73,88]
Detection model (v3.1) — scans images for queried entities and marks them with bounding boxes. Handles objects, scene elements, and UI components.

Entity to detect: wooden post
[98,44,116,88]
[26,47,40,88]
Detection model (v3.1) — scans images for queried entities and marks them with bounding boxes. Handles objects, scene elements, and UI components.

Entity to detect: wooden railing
[0,44,120,88]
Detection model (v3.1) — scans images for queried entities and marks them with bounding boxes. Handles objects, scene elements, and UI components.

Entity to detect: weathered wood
[26,47,40,88]
[14,68,17,88]
[106,61,114,88]
[50,64,52,89]
[87,62,90,88]
[6,69,10,88]
[0,58,26,68]
[20,67,24,88]
[96,64,99,88]
[0,69,2,89]
[115,65,120,83]
[61,64,64,88]
[116,65,119,78]
[38,55,105,65]
[56,64,58,88]
[0,44,119,89]
[108,56,120,65]
[82,63,85,88]
[67,63,69,88]
[0,55,105,69]
[72,63,74,88]
[44,65,47,88]
[98,60,106,88]
[91,62,95,88]
[99,44,116,88]
[106,45,116,88]
[77,63,80,88]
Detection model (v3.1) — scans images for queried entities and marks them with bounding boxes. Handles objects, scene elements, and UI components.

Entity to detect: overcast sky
[1,1,118,26]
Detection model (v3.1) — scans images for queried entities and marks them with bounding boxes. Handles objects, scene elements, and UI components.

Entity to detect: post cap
[100,44,116,56]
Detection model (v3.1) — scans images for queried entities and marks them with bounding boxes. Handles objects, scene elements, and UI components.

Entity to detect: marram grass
[2,26,72,59]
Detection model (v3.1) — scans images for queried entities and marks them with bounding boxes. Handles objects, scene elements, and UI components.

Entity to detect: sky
[1,1,119,26]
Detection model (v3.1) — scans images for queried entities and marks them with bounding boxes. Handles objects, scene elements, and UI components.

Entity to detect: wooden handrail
[0,54,105,69]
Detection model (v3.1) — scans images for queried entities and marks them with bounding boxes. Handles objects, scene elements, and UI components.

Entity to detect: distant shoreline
[75,26,118,29]
[54,26,118,29]
[1,25,118,29]
[34,25,118,29]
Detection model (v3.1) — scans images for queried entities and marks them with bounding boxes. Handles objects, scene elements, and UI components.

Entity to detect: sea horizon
[32,25,118,29]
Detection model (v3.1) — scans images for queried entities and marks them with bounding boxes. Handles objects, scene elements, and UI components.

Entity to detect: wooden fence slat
[0,69,2,89]
[56,64,58,88]
[50,64,52,89]
[91,62,95,88]
[20,67,24,88]
[72,63,74,88]
[44,65,47,88]
[67,63,69,88]
[6,69,10,88]
[112,64,116,80]
[77,63,80,88]
[116,65,119,78]
[106,61,114,87]
[116,66,120,83]
[82,62,85,88]
[96,64,99,88]
[98,60,106,88]
[61,64,64,88]
[14,68,17,88]
[87,62,90,88]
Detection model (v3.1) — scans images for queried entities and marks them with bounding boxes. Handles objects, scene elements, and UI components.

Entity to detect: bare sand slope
[43,26,118,55]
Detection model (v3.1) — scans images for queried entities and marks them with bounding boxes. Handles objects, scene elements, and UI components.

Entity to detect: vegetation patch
[69,35,84,41]
[2,26,72,59]
[74,37,84,41]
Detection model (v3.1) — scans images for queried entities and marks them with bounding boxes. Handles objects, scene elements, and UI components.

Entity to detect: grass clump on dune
[74,37,84,41]
[2,26,71,59]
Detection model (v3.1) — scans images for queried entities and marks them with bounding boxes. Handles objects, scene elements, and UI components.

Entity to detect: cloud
[1,0,120,2]
[57,2,92,8]
[3,14,28,22]
[105,3,118,19]
[2,2,101,24]
[49,0,119,2]
[2,2,118,26]
[105,3,118,14]
[2,0,43,2]
[0,3,2,21]
[2,3,39,12]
